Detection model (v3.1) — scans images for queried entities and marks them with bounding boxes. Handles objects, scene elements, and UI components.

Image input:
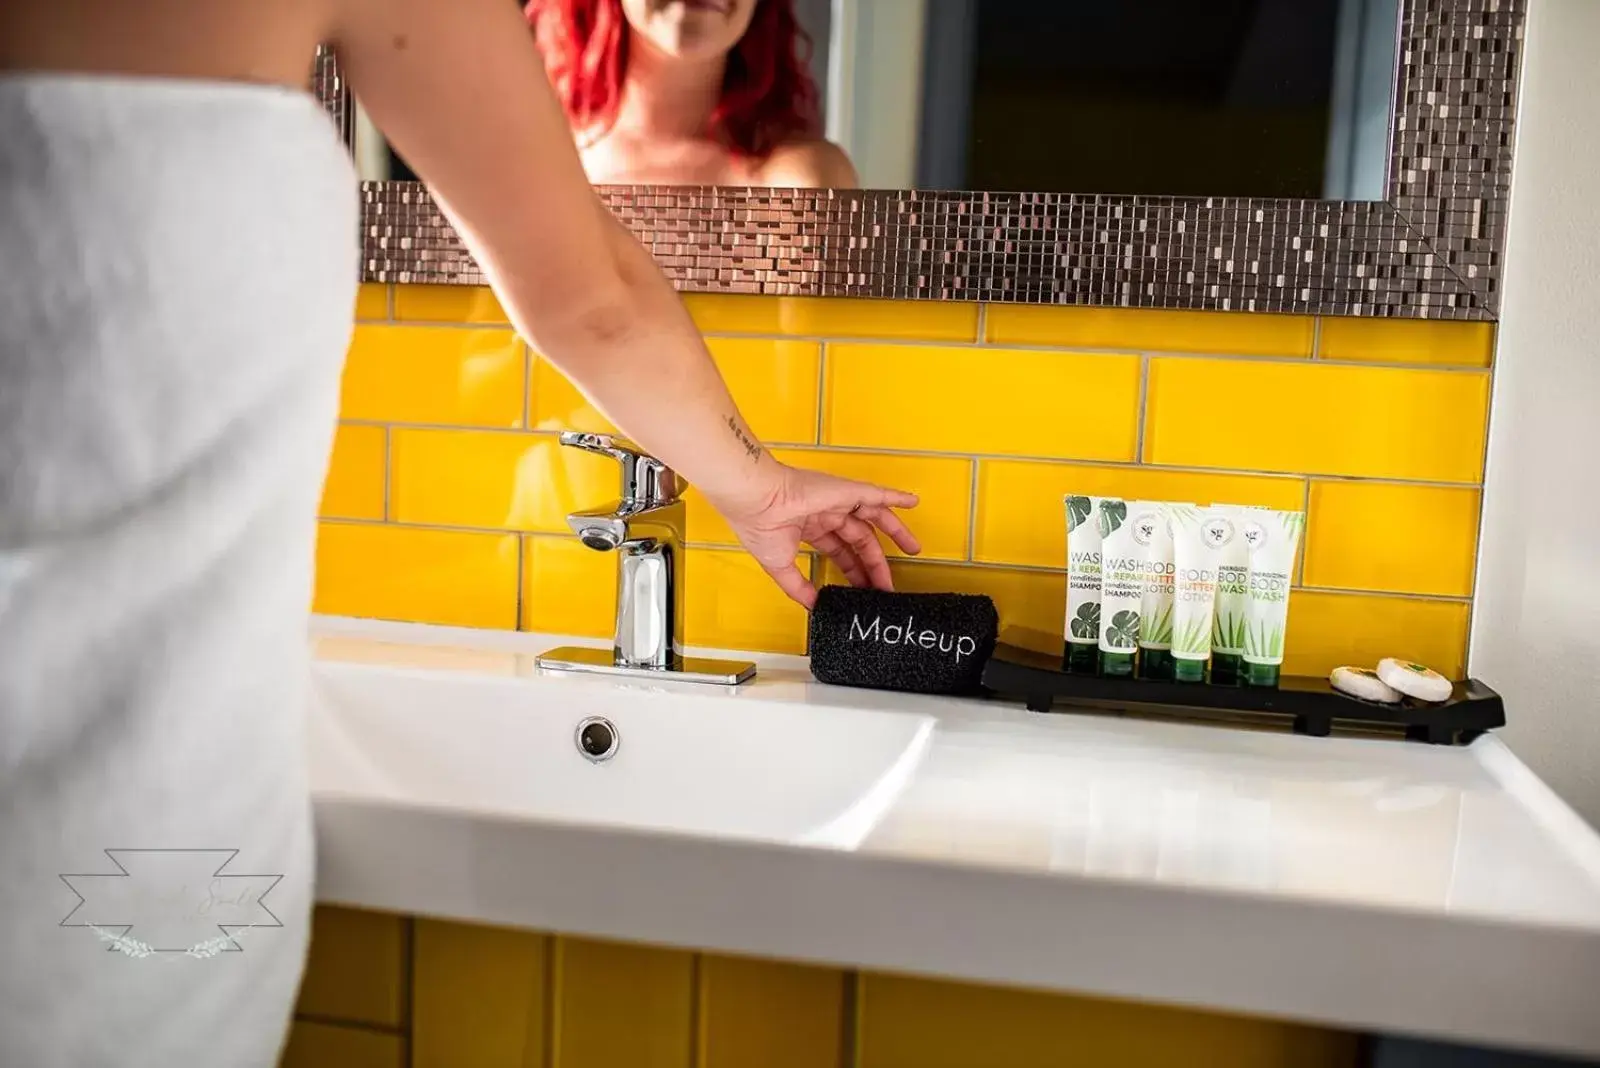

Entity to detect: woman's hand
[709,462,921,610]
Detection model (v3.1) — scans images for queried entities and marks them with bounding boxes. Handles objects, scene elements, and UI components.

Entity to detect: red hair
[525,0,821,158]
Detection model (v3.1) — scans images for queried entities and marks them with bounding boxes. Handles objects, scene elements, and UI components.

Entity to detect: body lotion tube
[1241,508,1306,687]
[1064,495,1108,672]
[1129,501,1175,680]
[1095,498,1141,677]
[1168,505,1233,682]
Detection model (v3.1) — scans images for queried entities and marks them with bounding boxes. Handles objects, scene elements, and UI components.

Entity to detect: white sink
[309,659,935,849]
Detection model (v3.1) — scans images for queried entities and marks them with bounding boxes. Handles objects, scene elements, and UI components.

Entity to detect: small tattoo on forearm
[726,414,762,462]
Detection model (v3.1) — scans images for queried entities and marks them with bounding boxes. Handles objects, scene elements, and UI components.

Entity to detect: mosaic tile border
[316,0,1522,319]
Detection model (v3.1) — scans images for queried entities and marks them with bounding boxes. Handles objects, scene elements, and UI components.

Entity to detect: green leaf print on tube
[1128,501,1176,680]
[1096,498,1140,677]
[1241,509,1306,688]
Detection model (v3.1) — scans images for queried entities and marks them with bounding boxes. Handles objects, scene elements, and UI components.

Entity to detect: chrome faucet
[535,432,756,685]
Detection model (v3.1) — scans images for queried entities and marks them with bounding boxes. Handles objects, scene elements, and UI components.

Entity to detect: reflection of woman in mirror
[527,0,858,187]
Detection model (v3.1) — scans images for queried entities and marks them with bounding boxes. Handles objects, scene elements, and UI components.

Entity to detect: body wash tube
[1064,495,1108,672]
[1129,501,1175,679]
[1168,506,1234,682]
[1240,509,1306,687]
[1209,504,1254,683]
[1096,498,1141,676]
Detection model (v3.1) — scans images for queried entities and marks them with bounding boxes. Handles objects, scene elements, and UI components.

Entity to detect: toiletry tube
[1240,508,1306,687]
[1129,500,1175,680]
[1096,498,1141,677]
[1064,495,1109,672]
[1209,504,1254,683]
[1168,505,1232,683]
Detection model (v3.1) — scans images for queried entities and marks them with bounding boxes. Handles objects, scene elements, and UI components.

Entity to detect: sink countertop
[307,616,1600,1060]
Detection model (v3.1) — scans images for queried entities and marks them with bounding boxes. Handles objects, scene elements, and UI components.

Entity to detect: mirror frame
[317,0,1523,320]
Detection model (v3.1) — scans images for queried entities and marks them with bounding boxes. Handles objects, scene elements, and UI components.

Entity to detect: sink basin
[309,660,935,849]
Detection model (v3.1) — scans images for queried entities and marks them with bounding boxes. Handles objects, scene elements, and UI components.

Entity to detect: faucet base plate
[536,645,757,686]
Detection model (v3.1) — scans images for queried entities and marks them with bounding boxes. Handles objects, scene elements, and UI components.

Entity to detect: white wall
[1471,0,1600,827]
[825,0,928,189]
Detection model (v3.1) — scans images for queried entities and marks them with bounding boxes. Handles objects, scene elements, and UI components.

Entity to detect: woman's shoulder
[755,139,859,189]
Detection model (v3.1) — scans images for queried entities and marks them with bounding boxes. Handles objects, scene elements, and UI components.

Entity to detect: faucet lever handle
[558,431,679,504]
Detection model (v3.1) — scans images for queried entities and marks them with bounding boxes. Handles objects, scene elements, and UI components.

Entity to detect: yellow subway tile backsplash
[522,535,618,637]
[295,907,406,1028]
[825,344,1140,460]
[987,306,1315,357]
[1317,318,1495,368]
[314,522,518,629]
[1144,358,1490,482]
[393,284,510,324]
[698,954,844,1068]
[857,973,1356,1068]
[554,936,694,1068]
[684,294,978,341]
[686,448,971,561]
[319,424,387,521]
[342,325,524,428]
[531,338,820,444]
[1284,590,1469,678]
[1304,481,1481,597]
[412,919,549,1068]
[390,429,612,532]
[974,459,1304,569]
[823,559,1064,654]
[279,1020,405,1068]
[354,284,389,320]
[687,549,810,654]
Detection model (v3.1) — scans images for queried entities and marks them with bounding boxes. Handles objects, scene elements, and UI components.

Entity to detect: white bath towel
[0,74,356,1066]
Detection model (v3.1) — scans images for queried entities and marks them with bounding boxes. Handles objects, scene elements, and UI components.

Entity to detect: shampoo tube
[1096,498,1141,676]
[1129,501,1175,679]
[1064,495,1108,672]
[1240,508,1306,687]
[1209,504,1254,683]
[1168,506,1233,683]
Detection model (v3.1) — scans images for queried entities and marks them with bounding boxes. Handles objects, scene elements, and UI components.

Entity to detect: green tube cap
[1173,657,1207,683]
[1245,661,1281,688]
[1100,650,1135,677]
[1065,641,1099,674]
[1139,648,1174,680]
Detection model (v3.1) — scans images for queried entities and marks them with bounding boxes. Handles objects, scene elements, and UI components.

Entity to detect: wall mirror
[319,0,1523,319]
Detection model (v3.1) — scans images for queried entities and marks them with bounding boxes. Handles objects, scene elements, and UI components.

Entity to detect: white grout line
[974,303,989,345]
[965,458,980,561]
[381,426,393,521]
[1134,354,1151,461]
[522,341,533,430]
[1298,478,1312,586]
[513,536,526,631]
[1310,315,1323,359]
[331,422,1485,491]
[814,341,828,445]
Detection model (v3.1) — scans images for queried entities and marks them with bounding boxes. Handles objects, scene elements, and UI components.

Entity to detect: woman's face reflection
[619,0,758,63]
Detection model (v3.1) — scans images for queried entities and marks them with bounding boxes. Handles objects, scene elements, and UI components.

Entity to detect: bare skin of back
[0,0,919,603]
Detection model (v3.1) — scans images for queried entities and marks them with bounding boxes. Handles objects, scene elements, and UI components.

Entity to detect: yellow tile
[413,918,548,1068]
[856,973,1356,1068]
[974,460,1304,569]
[1318,317,1495,368]
[685,294,978,341]
[390,429,614,533]
[531,338,820,444]
[987,306,1315,357]
[354,284,389,320]
[341,325,525,427]
[314,522,519,628]
[523,535,618,638]
[319,424,387,521]
[825,344,1140,460]
[686,550,810,654]
[1304,481,1480,597]
[698,954,844,1068]
[822,559,1064,654]
[686,449,971,561]
[1284,590,1470,678]
[1144,359,1490,482]
[295,907,406,1028]
[394,284,510,324]
[279,1020,404,1068]
[554,936,693,1068]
